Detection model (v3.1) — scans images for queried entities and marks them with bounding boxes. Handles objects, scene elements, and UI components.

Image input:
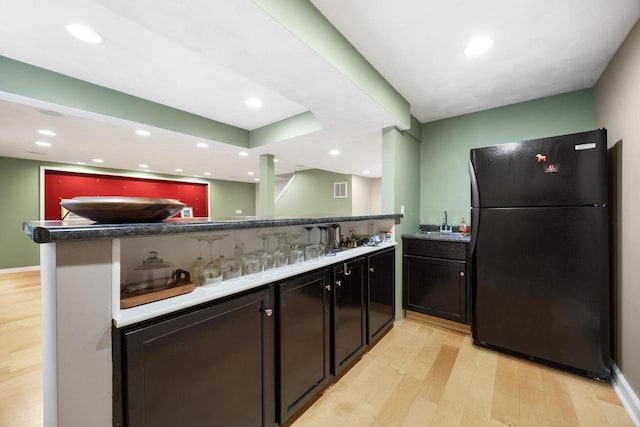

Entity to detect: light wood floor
[0,271,633,427]
[0,270,42,427]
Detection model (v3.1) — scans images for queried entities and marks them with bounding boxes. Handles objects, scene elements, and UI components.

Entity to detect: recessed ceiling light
[135,130,150,136]
[175,168,183,172]
[138,164,148,169]
[92,158,104,163]
[464,37,494,56]
[204,172,211,176]
[197,142,208,148]
[76,162,87,165]
[254,178,260,182]
[274,158,279,163]
[38,129,56,136]
[329,149,341,156]
[66,24,103,44]
[248,171,255,176]
[362,170,371,174]
[35,141,51,147]
[238,151,249,157]
[246,97,263,108]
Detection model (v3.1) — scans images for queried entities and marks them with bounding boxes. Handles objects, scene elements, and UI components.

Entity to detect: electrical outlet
[235,210,242,214]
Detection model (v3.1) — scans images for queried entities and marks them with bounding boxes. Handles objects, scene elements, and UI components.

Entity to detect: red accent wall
[44,170,208,220]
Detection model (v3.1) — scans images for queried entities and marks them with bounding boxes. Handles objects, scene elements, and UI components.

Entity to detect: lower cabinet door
[367,248,395,344]
[333,257,366,375]
[122,288,274,427]
[404,255,466,322]
[277,269,331,424]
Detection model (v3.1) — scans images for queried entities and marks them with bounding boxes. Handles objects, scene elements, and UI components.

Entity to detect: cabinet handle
[369,267,375,273]
[264,308,273,317]
[325,284,332,291]
[459,271,465,277]
[343,263,352,276]
[336,280,342,287]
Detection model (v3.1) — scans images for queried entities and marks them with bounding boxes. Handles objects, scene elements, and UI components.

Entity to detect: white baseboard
[612,362,640,427]
[0,265,40,274]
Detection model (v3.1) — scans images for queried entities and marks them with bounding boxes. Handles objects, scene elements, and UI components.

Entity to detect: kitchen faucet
[440,210,451,232]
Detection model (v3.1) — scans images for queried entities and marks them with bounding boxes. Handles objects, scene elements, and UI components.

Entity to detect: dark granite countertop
[23,214,402,243]
[401,224,471,243]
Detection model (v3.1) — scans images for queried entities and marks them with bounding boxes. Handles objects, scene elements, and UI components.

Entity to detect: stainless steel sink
[418,231,470,241]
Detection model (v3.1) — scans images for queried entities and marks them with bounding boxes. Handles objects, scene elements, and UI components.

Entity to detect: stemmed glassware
[200,235,224,286]
[317,226,328,255]
[257,234,275,270]
[273,233,290,268]
[189,236,209,286]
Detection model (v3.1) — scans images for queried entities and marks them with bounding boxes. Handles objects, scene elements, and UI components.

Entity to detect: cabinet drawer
[402,237,466,260]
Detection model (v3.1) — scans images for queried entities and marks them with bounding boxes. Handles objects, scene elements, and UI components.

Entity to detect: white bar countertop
[114,241,397,328]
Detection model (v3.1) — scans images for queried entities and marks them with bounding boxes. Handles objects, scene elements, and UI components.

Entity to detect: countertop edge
[23,214,403,243]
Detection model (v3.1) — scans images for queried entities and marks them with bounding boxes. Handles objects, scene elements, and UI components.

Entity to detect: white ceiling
[0,0,638,183]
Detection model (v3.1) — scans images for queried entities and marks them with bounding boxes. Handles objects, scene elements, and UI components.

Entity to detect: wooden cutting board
[120,281,196,309]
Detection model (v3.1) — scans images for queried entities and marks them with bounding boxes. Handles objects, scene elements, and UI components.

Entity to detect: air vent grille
[334,182,347,198]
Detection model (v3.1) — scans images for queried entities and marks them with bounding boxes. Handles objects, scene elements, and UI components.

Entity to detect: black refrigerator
[468,129,611,380]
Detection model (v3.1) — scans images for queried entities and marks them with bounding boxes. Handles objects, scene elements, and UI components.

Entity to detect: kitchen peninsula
[24,214,401,427]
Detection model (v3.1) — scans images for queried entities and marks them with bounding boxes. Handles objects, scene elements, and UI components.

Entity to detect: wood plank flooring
[0,270,42,427]
[0,270,633,427]
[291,320,633,427]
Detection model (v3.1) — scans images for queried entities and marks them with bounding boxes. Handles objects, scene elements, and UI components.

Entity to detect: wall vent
[333,182,347,198]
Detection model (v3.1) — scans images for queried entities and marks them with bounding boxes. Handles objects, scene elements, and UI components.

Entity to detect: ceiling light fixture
[247,171,255,176]
[175,168,183,172]
[329,149,341,156]
[35,141,51,147]
[245,97,263,109]
[362,170,371,174]
[138,164,148,169]
[274,158,279,163]
[204,172,211,176]
[196,142,208,148]
[135,130,150,136]
[238,151,249,157]
[92,158,104,163]
[464,36,494,56]
[254,178,260,182]
[76,162,87,165]
[38,129,56,136]
[66,24,103,44]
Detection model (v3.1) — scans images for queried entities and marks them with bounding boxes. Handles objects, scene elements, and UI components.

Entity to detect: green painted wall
[0,56,249,147]
[420,89,595,226]
[594,18,640,399]
[274,169,352,216]
[381,125,421,321]
[0,157,256,269]
[0,157,41,269]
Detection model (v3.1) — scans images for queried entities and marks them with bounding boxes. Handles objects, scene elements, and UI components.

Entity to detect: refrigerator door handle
[468,159,479,208]
[469,159,480,256]
[470,207,479,256]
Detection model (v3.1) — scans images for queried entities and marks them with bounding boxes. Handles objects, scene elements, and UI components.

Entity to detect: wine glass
[189,236,209,286]
[257,234,275,270]
[273,232,290,268]
[200,236,223,286]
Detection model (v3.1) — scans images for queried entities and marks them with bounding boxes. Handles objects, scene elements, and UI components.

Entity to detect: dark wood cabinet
[367,248,395,344]
[332,257,367,375]
[121,288,275,427]
[117,247,396,427]
[403,237,469,323]
[277,269,332,424]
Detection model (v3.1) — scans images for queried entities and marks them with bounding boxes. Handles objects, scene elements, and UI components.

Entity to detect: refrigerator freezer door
[470,129,607,208]
[472,206,610,378]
